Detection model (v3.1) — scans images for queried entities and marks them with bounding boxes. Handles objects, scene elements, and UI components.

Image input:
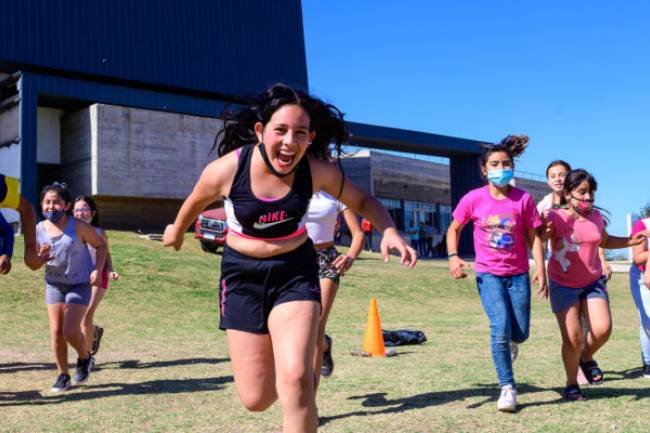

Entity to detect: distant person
[446,135,547,412]
[629,205,650,378]
[73,196,120,360]
[34,182,106,392]
[305,189,364,385]
[0,173,39,273]
[162,83,416,433]
[361,217,373,251]
[543,170,647,401]
[418,222,427,257]
[407,222,419,251]
[424,223,434,258]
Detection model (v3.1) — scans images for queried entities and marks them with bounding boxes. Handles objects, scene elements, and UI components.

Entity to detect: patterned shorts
[316,245,340,283]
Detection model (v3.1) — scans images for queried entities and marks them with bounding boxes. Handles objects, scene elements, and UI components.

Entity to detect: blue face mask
[487,168,514,187]
[42,210,66,223]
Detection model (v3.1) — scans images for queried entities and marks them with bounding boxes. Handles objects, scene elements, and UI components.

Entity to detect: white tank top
[305,191,347,244]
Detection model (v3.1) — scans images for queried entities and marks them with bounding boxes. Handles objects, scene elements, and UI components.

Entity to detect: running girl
[305,189,365,385]
[544,169,647,401]
[163,84,416,433]
[446,135,547,412]
[73,195,120,358]
[34,183,107,392]
[629,205,650,377]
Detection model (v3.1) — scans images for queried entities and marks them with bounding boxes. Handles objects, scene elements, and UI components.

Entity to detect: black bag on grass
[382,329,427,346]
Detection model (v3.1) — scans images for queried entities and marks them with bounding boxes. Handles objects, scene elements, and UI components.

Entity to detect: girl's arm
[600,229,647,249]
[644,250,650,288]
[446,219,469,279]
[528,227,548,298]
[101,230,119,280]
[598,247,612,280]
[332,209,365,275]
[77,220,107,286]
[17,195,40,270]
[312,159,416,268]
[163,154,237,250]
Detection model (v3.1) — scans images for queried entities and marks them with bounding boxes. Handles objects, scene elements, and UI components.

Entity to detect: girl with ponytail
[446,134,547,412]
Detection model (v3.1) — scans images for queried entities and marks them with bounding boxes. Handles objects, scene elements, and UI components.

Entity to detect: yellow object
[363,298,386,357]
[0,175,20,210]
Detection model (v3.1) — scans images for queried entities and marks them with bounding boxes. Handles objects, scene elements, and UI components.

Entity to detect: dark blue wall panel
[0,0,308,96]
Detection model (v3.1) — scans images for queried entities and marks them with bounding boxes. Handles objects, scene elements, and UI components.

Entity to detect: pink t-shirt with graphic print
[547,208,605,288]
[631,219,649,272]
[452,186,542,276]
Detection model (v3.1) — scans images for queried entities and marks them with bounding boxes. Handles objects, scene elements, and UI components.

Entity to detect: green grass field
[1,231,649,433]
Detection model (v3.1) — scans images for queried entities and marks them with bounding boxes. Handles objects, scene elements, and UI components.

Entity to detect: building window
[378,197,403,230]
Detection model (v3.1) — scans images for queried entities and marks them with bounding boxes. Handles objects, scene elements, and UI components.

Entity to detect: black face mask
[257,142,299,178]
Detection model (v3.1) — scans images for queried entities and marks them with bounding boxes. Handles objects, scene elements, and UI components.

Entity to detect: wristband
[448,253,458,259]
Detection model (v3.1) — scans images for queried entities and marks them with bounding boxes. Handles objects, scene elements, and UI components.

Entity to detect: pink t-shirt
[547,208,605,288]
[631,219,649,272]
[452,186,542,276]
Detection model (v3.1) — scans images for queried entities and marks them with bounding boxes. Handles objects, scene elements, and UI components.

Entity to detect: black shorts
[218,239,321,334]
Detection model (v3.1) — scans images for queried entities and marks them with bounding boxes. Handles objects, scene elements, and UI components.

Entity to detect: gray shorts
[549,276,609,314]
[45,282,91,306]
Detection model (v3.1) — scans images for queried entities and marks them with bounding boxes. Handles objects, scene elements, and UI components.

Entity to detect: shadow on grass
[0,362,57,374]
[0,375,234,407]
[0,357,230,374]
[319,380,650,425]
[95,357,230,371]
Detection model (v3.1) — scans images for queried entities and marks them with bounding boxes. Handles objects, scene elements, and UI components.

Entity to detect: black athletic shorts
[218,239,321,333]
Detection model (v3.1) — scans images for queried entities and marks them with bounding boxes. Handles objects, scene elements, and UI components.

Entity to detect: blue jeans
[476,272,531,387]
[630,266,650,365]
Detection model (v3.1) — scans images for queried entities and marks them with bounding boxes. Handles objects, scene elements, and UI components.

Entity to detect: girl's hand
[532,269,548,298]
[629,231,649,246]
[379,227,417,269]
[601,261,613,281]
[38,244,53,263]
[449,255,469,279]
[109,271,120,281]
[163,224,184,251]
[0,255,11,275]
[333,254,355,276]
[89,269,100,286]
[644,270,650,289]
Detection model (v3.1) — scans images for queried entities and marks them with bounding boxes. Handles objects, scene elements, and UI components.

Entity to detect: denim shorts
[45,282,91,306]
[549,276,609,314]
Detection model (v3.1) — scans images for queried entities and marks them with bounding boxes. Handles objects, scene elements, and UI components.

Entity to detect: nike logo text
[252,217,294,230]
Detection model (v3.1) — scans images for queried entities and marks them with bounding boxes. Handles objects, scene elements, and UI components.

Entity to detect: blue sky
[302,0,650,235]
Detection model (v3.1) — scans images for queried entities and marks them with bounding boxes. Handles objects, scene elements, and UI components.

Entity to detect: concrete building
[0,0,546,251]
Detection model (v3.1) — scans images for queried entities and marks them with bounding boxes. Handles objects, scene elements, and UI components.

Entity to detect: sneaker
[643,364,650,378]
[321,335,334,377]
[497,385,517,412]
[51,373,71,392]
[510,342,518,363]
[74,353,94,383]
[92,325,104,355]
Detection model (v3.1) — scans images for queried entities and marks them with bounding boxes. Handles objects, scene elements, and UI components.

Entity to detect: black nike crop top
[224,144,313,240]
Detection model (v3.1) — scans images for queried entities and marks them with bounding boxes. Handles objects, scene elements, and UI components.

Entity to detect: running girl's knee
[238,389,276,412]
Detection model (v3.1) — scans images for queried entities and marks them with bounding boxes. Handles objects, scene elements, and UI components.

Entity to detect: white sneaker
[510,342,519,363]
[497,385,517,412]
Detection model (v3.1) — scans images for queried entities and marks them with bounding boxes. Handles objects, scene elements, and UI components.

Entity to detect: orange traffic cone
[363,298,386,357]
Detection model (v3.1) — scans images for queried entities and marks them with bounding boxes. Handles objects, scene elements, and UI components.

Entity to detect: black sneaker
[92,325,104,355]
[643,364,650,378]
[321,335,334,377]
[51,373,71,392]
[74,353,94,383]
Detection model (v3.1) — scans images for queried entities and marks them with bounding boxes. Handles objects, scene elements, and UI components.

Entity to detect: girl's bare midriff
[226,232,309,258]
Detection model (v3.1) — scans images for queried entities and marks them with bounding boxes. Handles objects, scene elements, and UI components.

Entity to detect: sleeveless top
[36,217,94,286]
[305,191,346,244]
[224,144,313,240]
